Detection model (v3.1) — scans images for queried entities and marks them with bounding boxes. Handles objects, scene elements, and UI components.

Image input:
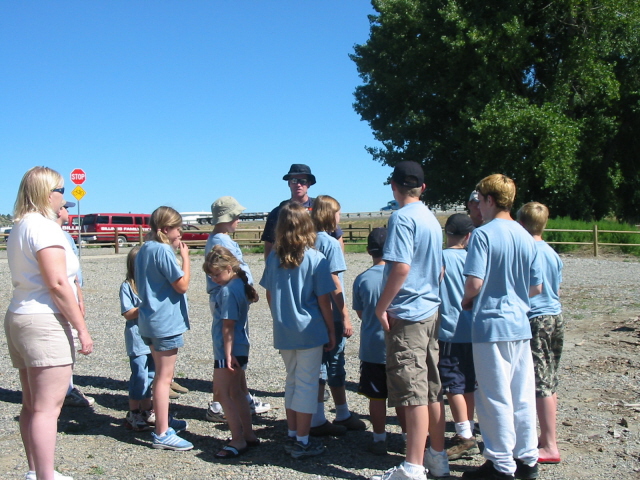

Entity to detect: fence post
[139,226,143,245]
[593,224,598,257]
[349,224,353,243]
[114,228,120,254]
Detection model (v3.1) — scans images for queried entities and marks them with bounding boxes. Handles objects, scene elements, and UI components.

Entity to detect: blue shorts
[320,323,346,387]
[437,341,476,395]
[142,334,184,352]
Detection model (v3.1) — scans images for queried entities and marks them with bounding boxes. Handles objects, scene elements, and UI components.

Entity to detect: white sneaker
[370,464,427,480]
[25,471,73,480]
[249,395,271,414]
[424,448,450,478]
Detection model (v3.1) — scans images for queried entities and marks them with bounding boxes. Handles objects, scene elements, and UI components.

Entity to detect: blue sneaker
[169,417,188,433]
[151,427,193,451]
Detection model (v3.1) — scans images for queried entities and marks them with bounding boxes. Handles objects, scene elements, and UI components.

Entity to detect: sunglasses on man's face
[51,187,65,194]
[289,178,309,186]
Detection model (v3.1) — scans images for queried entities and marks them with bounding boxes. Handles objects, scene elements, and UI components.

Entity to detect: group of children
[114,164,564,480]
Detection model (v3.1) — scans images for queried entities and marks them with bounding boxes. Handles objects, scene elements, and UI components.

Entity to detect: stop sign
[70,169,86,185]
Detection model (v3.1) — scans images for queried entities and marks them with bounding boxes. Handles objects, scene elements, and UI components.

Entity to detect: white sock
[469,419,476,434]
[373,431,387,443]
[246,393,253,403]
[403,461,425,476]
[334,402,350,421]
[455,420,473,439]
[211,401,222,412]
[296,434,309,445]
[429,446,445,455]
[288,429,296,438]
[311,402,327,428]
[402,432,408,442]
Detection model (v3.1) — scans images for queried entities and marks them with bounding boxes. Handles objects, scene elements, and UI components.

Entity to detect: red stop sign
[70,169,86,185]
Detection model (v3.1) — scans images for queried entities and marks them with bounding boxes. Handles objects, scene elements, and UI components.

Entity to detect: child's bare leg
[295,411,313,437]
[396,405,407,433]
[230,372,257,443]
[241,370,250,397]
[215,368,247,450]
[464,392,475,422]
[140,398,152,412]
[405,404,429,465]
[537,393,559,458]
[369,398,387,434]
[428,401,446,452]
[150,347,177,434]
[329,385,347,405]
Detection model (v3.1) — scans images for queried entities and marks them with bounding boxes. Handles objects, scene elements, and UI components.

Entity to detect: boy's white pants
[473,340,538,474]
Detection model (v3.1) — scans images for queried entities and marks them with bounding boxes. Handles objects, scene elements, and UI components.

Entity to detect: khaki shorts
[4,311,75,369]
[385,312,441,406]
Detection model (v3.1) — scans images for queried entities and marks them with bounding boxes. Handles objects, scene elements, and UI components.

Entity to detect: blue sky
[0,1,394,217]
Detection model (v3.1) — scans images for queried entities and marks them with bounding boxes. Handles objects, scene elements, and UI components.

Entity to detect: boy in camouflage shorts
[517,202,564,465]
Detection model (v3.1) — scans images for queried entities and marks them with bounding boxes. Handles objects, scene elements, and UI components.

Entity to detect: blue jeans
[320,322,346,387]
[129,353,155,401]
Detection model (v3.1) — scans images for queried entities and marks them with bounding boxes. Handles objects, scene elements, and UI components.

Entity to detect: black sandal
[215,444,248,459]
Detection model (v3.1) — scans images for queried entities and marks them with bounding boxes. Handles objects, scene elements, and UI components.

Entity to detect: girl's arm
[318,293,336,352]
[37,246,93,355]
[122,307,139,321]
[222,319,239,370]
[330,273,353,338]
[171,242,190,294]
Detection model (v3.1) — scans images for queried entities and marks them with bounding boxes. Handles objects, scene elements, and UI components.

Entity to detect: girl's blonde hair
[14,166,64,221]
[203,245,258,303]
[311,195,340,233]
[275,202,316,269]
[148,206,182,244]
[125,245,141,294]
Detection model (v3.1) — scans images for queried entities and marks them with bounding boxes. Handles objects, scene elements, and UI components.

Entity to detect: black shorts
[214,356,248,369]
[358,361,388,400]
[437,341,476,395]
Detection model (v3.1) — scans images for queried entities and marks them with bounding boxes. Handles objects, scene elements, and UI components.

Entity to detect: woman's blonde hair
[203,245,258,303]
[13,166,64,221]
[148,206,182,244]
[311,195,340,233]
[125,245,141,295]
[275,202,316,269]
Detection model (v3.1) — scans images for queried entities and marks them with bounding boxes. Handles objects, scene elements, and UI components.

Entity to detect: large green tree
[352,0,640,220]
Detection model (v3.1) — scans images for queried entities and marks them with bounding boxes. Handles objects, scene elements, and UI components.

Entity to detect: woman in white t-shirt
[4,166,93,480]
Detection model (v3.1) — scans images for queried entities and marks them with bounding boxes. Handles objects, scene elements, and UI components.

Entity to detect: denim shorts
[141,334,184,352]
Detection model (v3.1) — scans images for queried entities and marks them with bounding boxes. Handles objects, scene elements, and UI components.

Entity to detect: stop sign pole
[70,169,86,261]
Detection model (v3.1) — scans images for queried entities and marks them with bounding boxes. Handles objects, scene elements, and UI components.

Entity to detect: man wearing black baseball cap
[261,164,343,259]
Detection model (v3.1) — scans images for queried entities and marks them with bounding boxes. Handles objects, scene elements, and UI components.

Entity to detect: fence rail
[2,224,640,257]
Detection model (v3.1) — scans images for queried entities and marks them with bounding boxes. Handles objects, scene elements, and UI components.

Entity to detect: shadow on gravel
[0,387,21,405]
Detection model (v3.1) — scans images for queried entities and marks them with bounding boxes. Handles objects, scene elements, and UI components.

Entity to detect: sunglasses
[288,178,309,186]
[51,187,65,194]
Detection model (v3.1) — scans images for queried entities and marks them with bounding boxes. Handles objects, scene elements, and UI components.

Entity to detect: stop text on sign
[71,169,86,185]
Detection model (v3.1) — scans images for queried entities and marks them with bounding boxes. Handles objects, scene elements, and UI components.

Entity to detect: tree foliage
[351,0,640,220]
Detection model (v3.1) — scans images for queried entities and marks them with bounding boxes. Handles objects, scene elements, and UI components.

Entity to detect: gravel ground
[0,249,639,479]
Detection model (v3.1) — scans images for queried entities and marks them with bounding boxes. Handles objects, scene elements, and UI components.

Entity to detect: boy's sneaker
[25,471,73,480]
[151,427,193,451]
[169,417,188,433]
[333,412,367,430]
[283,435,297,454]
[290,437,326,459]
[170,380,189,394]
[142,409,156,425]
[462,460,515,480]
[249,395,271,414]
[63,387,95,407]
[446,434,479,460]
[514,459,538,480]
[370,464,427,480]
[424,448,450,478]
[367,439,388,456]
[205,402,227,423]
[309,420,347,436]
[125,411,151,431]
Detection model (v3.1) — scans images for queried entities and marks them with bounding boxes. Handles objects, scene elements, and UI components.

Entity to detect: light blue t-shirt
[212,277,250,360]
[383,201,442,321]
[205,233,253,297]
[315,231,346,324]
[63,230,83,286]
[119,281,151,357]
[135,241,190,339]
[529,240,563,318]
[353,264,386,364]
[463,218,542,342]
[439,248,473,343]
[259,248,336,350]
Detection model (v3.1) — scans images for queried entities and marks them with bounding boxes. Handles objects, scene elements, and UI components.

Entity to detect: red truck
[81,213,151,246]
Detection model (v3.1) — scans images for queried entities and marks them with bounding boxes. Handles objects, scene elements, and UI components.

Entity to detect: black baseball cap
[283,164,316,186]
[445,213,475,236]
[367,227,387,256]
[391,161,424,188]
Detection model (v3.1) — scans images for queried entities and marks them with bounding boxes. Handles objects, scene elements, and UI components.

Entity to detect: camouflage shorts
[529,314,565,398]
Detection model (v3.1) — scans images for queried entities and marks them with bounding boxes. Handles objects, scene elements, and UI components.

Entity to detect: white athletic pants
[473,340,538,474]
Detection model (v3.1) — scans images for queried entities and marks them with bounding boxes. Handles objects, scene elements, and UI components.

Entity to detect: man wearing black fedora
[261,164,343,259]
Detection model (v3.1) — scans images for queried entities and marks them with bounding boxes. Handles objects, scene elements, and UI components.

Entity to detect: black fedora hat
[282,164,316,186]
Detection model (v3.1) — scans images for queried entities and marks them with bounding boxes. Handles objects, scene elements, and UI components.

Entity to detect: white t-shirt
[8,212,79,314]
